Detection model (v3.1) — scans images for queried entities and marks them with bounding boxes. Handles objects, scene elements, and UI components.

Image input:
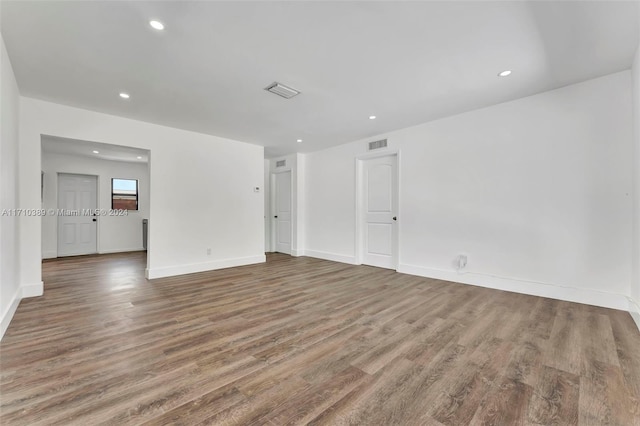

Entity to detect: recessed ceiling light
[498,70,512,77]
[369,115,376,120]
[92,150,99,154]
[296,139,303,143]
[119,92,130,99]
[149,20,165,30]
[137,156,143,159]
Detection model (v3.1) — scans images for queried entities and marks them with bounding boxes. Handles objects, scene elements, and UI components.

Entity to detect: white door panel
[367,223,393,255]
[275,171,292,254]
[62,224,75,244]
[367,164,393,211]
[79,223,92,243]
[57,173,98,256]
[362,155,397,269]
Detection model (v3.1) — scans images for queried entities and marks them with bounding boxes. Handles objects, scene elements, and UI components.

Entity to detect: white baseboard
[304,250,357,265]
[397,263,629,311]
[146,254,266,279]
[1,281,44,341]
[0,286,21,341]
[21,281,44,298]
[629,297,640,332]
[42,250,57,259]
[98,247,145,254]
[291,249,305,257]
[43,247,145,259]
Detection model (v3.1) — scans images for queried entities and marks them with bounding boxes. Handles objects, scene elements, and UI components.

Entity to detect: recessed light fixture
[498,70,512,77]
[369,115,376,120]
[119,92,130,99]
[137,156,143,159]
[296,139,303,143]
[92,150,99,154]
[149,20,165,30]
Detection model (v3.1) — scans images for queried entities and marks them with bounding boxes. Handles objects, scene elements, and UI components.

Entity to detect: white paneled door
[275,171,292,254]
[57,173,98,257]
[362,155,398,269]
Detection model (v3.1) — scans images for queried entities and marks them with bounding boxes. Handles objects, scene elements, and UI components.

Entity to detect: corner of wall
[21,281,44,298]
[0,31,25,341]
[631,19,640,332]
[630,297,640,332]
[0,286,21,341]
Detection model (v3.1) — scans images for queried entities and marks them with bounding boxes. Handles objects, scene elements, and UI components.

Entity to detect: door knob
[392,216,397,221]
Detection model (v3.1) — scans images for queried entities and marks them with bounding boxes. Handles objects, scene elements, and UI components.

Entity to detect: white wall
[41,152,150,258]
[305,71,634,310]
[267,153,306,256]
[19,98,265,287]
[631,40,640,329]
[305,142,361,264]
[0,35,26,340]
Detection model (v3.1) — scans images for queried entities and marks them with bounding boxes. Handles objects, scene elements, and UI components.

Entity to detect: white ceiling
[2,1,639,157]
[42,135,149,164]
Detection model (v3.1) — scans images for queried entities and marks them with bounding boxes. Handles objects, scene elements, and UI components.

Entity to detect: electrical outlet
[206,248,211,256]
[456,254,467,271]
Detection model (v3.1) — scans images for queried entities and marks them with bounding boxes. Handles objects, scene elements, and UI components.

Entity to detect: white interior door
[57,173,98,256]
[275,171,292,254]
[362,155,398,269]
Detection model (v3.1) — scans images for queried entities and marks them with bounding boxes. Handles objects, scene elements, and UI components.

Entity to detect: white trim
[42,250,57,259]
[98,247,145,254]
[304,249,357,265]
[146,255,266,279]
[397,263,629,311]
[355,148,400,161]
[44,247,146,258]
[629,297,640,332]
[291,249,305,257]
[21,281,44,298]
[0,286,21,341]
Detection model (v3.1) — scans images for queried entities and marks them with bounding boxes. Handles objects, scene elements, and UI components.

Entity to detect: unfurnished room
[1,1,640,425]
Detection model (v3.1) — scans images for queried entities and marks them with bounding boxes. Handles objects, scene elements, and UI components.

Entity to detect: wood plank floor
[1,252,639,425]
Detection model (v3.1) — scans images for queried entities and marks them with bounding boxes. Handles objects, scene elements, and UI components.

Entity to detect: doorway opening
[271,170,292,255]
[41,136,150,270]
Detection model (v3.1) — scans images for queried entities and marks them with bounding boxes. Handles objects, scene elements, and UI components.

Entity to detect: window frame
[111,178,139,211]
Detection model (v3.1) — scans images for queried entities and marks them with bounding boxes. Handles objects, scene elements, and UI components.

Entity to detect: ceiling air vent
[368,139,388,151]
[276,159,286,168]
[264,82,300,99]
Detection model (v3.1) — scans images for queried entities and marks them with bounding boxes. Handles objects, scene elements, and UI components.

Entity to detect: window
[111,178,138,210]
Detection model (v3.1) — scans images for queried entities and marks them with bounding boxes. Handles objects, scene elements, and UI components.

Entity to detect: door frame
[355,150,401,269]
[56,172,100,257]
[270,168,293,254]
